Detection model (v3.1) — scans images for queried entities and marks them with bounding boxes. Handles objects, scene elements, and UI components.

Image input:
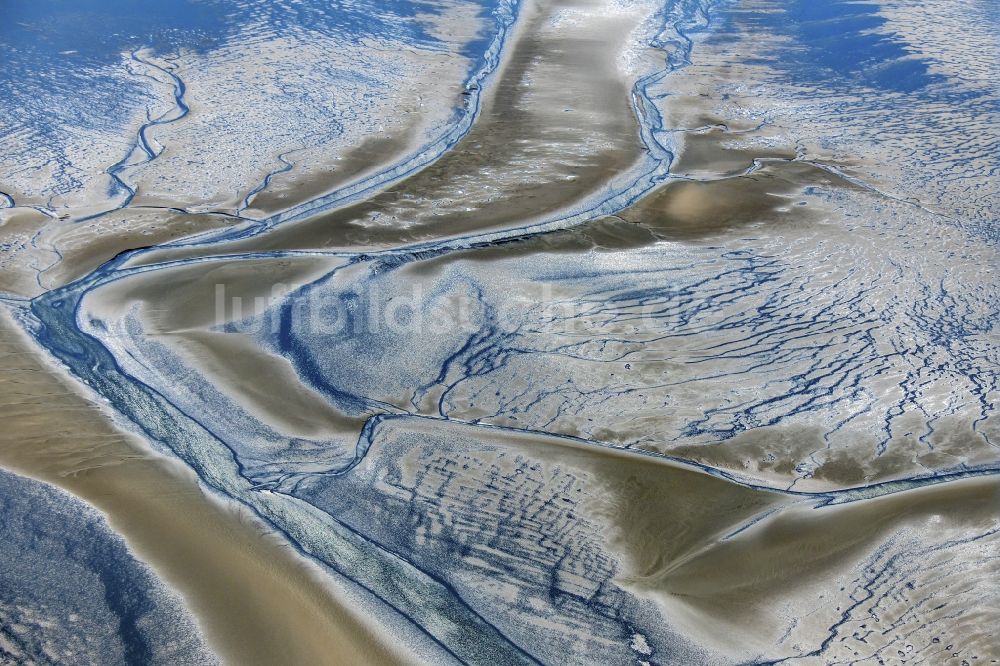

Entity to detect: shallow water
[0,467,218,665]
[1,0,998,663]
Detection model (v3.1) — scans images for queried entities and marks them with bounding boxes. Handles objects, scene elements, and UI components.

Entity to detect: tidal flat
[1,0,998,664]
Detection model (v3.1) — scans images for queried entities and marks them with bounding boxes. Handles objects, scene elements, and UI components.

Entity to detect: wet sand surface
[246,0,648,250]
[0,309,408,665]
[2,0,998,662]
[0,206,240,298]
[131,0,650,272]
[244,133,442,220]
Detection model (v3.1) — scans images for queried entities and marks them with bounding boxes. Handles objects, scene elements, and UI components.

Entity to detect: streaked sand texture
[1,0,998,663]
[0,309,409,665]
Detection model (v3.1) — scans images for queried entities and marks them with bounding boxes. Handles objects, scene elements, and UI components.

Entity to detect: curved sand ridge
[0,308,416,665]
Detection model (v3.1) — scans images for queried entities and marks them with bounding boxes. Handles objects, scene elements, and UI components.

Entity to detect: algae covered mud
[1,0,998,663]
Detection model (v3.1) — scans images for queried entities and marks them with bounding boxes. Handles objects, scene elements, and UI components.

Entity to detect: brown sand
[0,6,660,660]
[632,474,1000,656]
[618,158,838,239]
[132,0,651,271]
[0,207,238,298]
[86,255,367,441]
[374,416,999,659]
[0,308,406,666]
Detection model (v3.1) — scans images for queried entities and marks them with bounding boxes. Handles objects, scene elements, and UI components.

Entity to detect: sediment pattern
[1,0,997,663]
[0,469,218,665]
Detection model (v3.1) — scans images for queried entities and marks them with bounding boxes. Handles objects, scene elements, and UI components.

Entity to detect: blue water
[735,0,943,92]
